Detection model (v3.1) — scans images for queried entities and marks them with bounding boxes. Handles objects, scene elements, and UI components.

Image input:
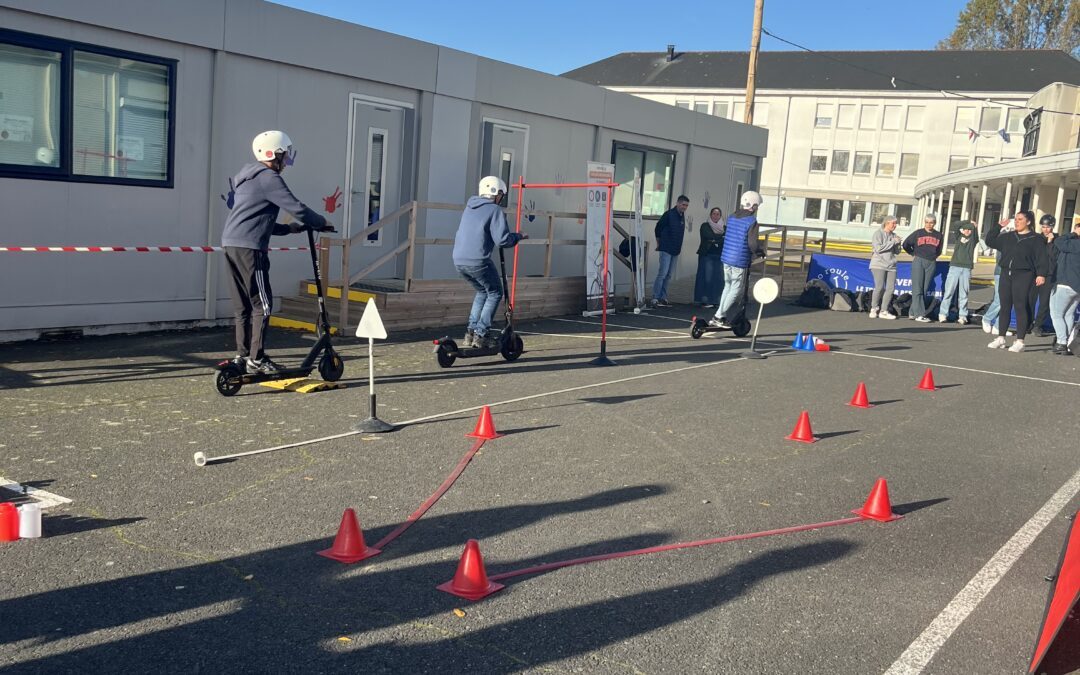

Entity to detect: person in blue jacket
[452,176,527,349]
[651,195,689,307]
[710,191,764,328]
[221,130,334,374]
[1050,216,1080,354]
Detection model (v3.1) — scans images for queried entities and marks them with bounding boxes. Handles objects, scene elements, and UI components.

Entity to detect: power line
[761,27,1078,118]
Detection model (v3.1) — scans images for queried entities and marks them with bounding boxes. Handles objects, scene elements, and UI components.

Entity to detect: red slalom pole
[511,176,524,309]
[590,183,617,366]
[488,515,866,584]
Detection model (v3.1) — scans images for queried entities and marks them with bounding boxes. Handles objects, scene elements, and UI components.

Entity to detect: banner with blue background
[806,254,948,298]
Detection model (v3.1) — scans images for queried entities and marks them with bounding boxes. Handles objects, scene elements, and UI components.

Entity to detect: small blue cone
[791,332,804,349]
[801,333,816,351]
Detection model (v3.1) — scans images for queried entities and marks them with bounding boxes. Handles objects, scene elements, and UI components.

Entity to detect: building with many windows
[564,49,1080,241]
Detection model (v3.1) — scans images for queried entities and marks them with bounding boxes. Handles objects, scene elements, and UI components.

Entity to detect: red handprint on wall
[323,186,343,214]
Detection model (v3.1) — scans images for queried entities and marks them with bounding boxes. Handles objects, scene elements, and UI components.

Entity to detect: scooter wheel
[690,322,705,339]
[215,365,243,397]
[501,335,524,362]
[733,317,752,337]
[436,343,457,368]
[318,351,345,382]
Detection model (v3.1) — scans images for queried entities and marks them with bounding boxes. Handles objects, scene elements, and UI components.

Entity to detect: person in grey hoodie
[868,215,902,319]
[938,220,979,324]
[221,130,333,374]
[452,176,526,349]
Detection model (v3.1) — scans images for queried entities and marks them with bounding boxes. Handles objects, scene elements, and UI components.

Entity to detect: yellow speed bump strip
[259,377,345,393]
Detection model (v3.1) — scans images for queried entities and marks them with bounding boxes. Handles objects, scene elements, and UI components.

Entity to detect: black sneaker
[246,356,282,375]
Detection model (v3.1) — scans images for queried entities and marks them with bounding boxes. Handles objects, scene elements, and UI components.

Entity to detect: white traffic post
[354,298,393,433]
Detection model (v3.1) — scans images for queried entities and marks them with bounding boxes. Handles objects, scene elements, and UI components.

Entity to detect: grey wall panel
[435,48,478,100]
[420,94,473,279]
[475,59,605,126]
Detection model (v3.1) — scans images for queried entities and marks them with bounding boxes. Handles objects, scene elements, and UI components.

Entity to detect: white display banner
[585,161,615,313]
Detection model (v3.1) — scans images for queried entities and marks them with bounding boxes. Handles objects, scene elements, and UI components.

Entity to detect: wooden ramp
[275,276,586,335]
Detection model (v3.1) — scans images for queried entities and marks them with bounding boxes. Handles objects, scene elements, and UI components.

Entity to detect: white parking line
[0,477,73,509]
[835,351,1080,388]
[884,467,1080,675]
[548,317,688,336]
[517,330,685,341]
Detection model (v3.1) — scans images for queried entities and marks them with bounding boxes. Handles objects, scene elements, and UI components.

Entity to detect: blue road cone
[800,333,816,351]
[791,332,804,349]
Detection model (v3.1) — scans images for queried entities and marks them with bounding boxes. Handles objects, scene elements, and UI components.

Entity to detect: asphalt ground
[2,284,1079,674]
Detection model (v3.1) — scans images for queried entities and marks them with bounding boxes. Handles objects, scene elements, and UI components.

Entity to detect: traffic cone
[437,539,505,601]
[785,410,818,443]
[917,367,937,391]
[0,503,19,542]
[852,478,902,522]
[847,382,873,408]
[791,332,804,349]
[466,405,503,440]
[317,508,381,563]
[800,333,817,351]
[814,337,830,352]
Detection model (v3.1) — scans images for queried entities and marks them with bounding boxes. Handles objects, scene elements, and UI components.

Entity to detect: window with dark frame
[612,142,675,218]
[0,28,176,186]
[1023,109,1041,157]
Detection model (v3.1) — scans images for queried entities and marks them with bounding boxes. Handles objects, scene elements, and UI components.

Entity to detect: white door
[347,101,406,248]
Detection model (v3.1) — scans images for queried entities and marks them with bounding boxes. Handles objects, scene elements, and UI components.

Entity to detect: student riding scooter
[690,251,766,339]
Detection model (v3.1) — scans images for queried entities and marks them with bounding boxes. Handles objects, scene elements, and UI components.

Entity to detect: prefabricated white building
[0,0,766,340]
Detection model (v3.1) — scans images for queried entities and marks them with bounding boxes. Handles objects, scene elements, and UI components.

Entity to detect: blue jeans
[652,251,677,301]
[694,255,724,304]
[983,273,1001,326]
[1049,283,1079,345]
[457,259,502,336]
[939,266,971,319]
[715,264,747,320]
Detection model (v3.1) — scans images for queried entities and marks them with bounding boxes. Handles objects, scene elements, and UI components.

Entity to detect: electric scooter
[214,224,344,396]
[433,246,524,367]
[690,253,765,340]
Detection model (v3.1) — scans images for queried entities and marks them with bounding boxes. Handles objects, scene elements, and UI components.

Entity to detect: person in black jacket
[984,210,1050,353]
[693,207,725,307]
[1049,217,1080,354]
[1029,215,1059,337]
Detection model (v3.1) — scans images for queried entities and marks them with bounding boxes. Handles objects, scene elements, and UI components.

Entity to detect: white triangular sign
[354,298,387,339]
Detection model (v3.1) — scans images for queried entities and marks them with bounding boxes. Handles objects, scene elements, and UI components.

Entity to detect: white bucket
[18,503,41,538]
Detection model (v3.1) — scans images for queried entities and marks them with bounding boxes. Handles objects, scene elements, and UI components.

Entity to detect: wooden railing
[757,224,828,296]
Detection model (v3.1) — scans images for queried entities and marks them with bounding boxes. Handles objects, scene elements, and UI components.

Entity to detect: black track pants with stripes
[225,246,273,359]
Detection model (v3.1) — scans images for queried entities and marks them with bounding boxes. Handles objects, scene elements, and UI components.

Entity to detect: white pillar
[1055,179,1066,233]
[960,185,970,221]
[1003,179,1013,219]
[1015,183,1023,216]
[943,188,955,254]
[1032,181,1041,217]
[977,184,988,235]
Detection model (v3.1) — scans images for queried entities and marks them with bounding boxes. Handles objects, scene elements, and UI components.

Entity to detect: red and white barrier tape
[0,246,308,252]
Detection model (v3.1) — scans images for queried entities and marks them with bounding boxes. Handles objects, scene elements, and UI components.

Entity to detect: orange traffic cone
[317,508,381,563]
[0,503,18,542]
[466,405,503,440]
[852,478,902,522]
[917,368,937,391]
[437,539,505,601]
[847,382,873,408]
[785,410,818,443]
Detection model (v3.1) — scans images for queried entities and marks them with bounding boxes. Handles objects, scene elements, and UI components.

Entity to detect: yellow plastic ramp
[259,377,345,393]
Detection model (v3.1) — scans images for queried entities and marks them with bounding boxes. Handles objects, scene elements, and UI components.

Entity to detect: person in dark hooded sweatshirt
[221,130,333,374]
[1049,216,1080,354]
[984,210,1050,353]
[452,176,526,349]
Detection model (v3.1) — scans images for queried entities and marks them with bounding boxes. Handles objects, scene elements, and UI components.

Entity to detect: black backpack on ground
[830,288,858,312]
[925,297,941,319]
[889,293,913,317]
[796,279,833,309]
[855,290,873,313]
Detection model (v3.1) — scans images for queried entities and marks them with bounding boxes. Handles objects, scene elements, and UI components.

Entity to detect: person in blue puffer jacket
[710,191,764,327]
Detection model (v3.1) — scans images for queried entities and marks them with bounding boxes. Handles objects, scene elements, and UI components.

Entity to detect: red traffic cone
[0,503,19,542]
[917,367,937,391]
[852,478,902,522]
[437,539,505,601]
[814,337,831,352]
[317,508,381,563]
[466,405,503,440]
[847,382,873,408]
[785,410,818,443]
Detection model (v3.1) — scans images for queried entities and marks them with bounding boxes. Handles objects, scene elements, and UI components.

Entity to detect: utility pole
[744,0,764,125]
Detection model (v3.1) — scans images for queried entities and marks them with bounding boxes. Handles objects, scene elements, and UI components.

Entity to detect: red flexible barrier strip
[488,516,867,582]
[372,439,487,550]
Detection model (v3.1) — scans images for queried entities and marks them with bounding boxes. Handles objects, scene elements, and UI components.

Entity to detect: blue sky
[272,0,970,75]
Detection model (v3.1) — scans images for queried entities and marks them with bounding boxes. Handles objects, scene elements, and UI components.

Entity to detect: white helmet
[740,190,763,210]
[252,130,293,162]
[478,176,508,198]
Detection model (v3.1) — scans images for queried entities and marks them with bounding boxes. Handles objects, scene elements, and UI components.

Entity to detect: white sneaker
[958,317,968,325]
[982,320,992,334]
[987,336,1007,349]
[1007,339,1025,353]
[879,311,897,320]
[868,308,879,319]
[915,316,931,323]
[937,315,947,323]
